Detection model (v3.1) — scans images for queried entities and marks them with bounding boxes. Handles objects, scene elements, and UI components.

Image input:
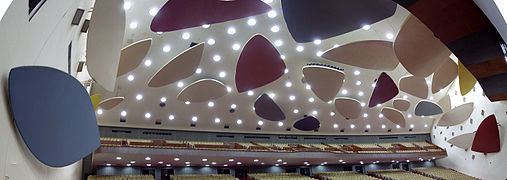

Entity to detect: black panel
[81,19,90,33]
[447,27,504,66]
[72,9,85,25]
[391,0,418,8]
[281,0,396,42]
[29,0,47,20]
[477,72,507,96]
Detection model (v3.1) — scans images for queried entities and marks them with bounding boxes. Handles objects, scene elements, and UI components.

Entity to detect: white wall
[0,0,93,179]
[432,79,507,179]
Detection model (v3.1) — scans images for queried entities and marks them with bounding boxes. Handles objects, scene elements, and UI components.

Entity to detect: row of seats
[368,169,433,180]
[87,175,154,180]
[248,173,317,180]
[314,171,379,180]
[171,174,237,180]
[412,167,480,180]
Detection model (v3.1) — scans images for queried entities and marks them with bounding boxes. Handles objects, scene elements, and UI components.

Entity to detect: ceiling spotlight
[227,27,236,35]
[274,40,283,46]
[267,10,277,18]
[333,44,340,48]
[403,95,408,99]
[308,97,315,102]
[129,22,138,29]
[278,122,283,127]
[174,158,180,161]
[160,97,167,103]
[360,102,366,107]
[156,32,162,34]
[407,114,412,118]
[296,45,304,52]
[163,45,171,52]
[386,33,394,39]
[201,24,210,28]
[195,68,202,74]
[363,113,368,118]
[285,81,292,87]
[280,55,286,60]
[330,112,335,116]
[127,74,134,81]
[208,101,215,107]
[356,81,361,86]
[192,116,198,122]
[168,114,174,120]
[366,124,371,129]
[376,104,381,107]
[184,101,190,105]
[144,113,151,119]
[396,125,401,128]
[263,0,273,3]
[247,18,257,26]
[372,83,376,88]
[313,39,322,45]
[236,162,242,165]
[181,32,190,40]
[305,84,311,90]
[126,163,131,166]
[146,164,152,167]
[212,55,221,62]
[350,124,355,129]
[341,89,348,95]
[136,94,143,100]
[284,68,289,74]
[429,96,434,100]
[166,164,171,166]
[410,124,414,128]
[144,59,152,66]
[381,124,386,129]
[293,109,299,114]
[226,86,232,93]
[289,95,295,101]
[214,118,221,123]
[158,161,163,164]
[231,104,237,109]
[358,91,364,96]
[354,70,360,75]
[106,163,111,166]
[120,110,127,117]
[185,161,190,164]
[247,90,254,96]
[145,157,151,160]
[271,25,280,32]
[254,159,259,162]
[211,162,216,165]
[268,93,276,98]
[333,124,338,128]
[327,101,332,104]
[236,119,242,125]
[218,71,226,78]
[149,8,158,16]
[316,51,323,57]
[97,109,103,115]
[362,24,371,30]
[123,1,131,10]
[379,114,384,118]
[232,43,241,51]
[312,110,318,115]
[258,120,264,126]
[424,124,428,128]
[202,158,208,162]
[207,38,215,45]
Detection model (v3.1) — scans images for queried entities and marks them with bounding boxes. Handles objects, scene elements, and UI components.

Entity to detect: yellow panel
[458,61,477,96]
[90,94,101,110]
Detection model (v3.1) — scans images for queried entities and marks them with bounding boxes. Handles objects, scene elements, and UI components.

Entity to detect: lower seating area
[87,175,154,180]
[314,171,379,180]
[248,173,317,180]
[368,169,434,180]
[171,174,237,180]
[412,167,480,180]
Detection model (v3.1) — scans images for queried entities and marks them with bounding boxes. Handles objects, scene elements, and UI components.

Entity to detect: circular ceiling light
[177,81,184,88]
[274,40,283,46]
[195,68,202,74]
[136,94,143,100]
[316,51,323,57]
[149,8,158,16]
[285,81,292,87]
[386,33,394,39]
[362,24,371,30]
[208,101,215,107]
[123,2,131,10]
[97,109,103,115]
[163,45,171,52]
[214,118,221,123]
[227,27,236,35]
[213,55,221,62]
[218,71,226,78]
[236,119,242,124]
[144,113,151,119]
[201,24,210,28]
[192,116,198,122]
[278,122,283,127]
[333,124,339,128]
[289,95,295,101]
[381,124,386,129]
[330,112,335,116]
[271,25,280,32]
[354,70,360,75]
[350,124,355,129]
[358,91,364,96]
[230,104,237,109]
[293,109,299,114]
[182,32,190,40]
[257,120,264,126]
[232,43,241,51]
[129,22,138,29]
[296,45,304,52]
[313,39,322,45]
[355,81,361,86]
[144,59,152,66]
[127,74,134,81]
[247,90,254,96]
[267,10,277,18]
[207,38,215,45]
[308,97,315,102]
[160,97,167,102]
[247,18,257,26]
[168,114,174,120]
[120,110,127,117]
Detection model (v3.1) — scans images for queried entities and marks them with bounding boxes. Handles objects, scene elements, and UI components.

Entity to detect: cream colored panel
[431,58,457,93]
[437,95,452,112]
[399,75,428,99]
[303,65,345,102]
[177,79,227,102]
[447,132,476,150]
[437,102,474,126]
[86,0,125,91]
[334,97,362,119]
[394,15,451,77]
[321,40,399,71]
[98,97,124,110]
[381,107,406,127]
[392,98,410,111]
[117,38,152,77]
[148,43,204,87]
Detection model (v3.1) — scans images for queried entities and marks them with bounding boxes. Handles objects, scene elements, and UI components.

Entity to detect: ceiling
[92,0,453,135]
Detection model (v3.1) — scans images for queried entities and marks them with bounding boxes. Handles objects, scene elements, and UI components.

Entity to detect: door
[300,168,310,176]
[161,169,173,180]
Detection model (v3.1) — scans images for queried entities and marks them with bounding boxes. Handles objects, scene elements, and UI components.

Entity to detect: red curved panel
[151,0,271,32]
[235,34,286,93]
[472,115,500,153]
[368,72,399,107]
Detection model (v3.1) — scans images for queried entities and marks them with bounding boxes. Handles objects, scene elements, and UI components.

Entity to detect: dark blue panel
[293,116,320,131]
[254,93,286,121]
[8,66,100,167]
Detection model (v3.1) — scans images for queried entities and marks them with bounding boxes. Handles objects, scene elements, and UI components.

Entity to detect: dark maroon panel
[293,116,320,131]
[254,93,286,121]
[368,72,399,108]
[472,115,500,153]
[150,0,271,32]
[235,34,286,93]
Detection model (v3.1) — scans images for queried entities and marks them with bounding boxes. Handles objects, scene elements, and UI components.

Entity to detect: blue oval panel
[8,66,100,167]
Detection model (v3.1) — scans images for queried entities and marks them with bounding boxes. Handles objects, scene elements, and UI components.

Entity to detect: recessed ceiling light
[144,59,152,66]
[333,44,340,48]
[236,119,242,124]
[182,32,190,40]
[274,40,283,46]
[407,114,412,118]
[262,0,273,3]
[247,18,257,26]
[166,164,171,166]
[192,116,198,122]
[268,93,276,98]
[211,162,216,165]
[308,97,315,102]
[378,114,384,118]
[341,89,348,95]
[163,45,171,52]
[136,94,143,100]
[333,124,339,128]
[362,24,371,30]
[232,43,241,51]
[195,68,202,74]
[386,33,394,39]
[350,124,355,128]
[226,86,232,93]
[328,100,332,104]
[280,55,286,60]
[129,22,138,29]
[174,158,180,161]
[207,38,215,45]
[177,81,184,88]
[120,110,127,117]
[403,95,408,99]
[145,157,151,160]
[149,8,158,16]
[396,124,401,128]
[106,163,111,166]
[289,95,296,101]
[236,162,242,165]
[229,159,234,162]
[247,90,254,96]
[208,101,215,107]
[146,164,152,167]
[214,118,221,123]
[284,68,289,74]
[227,27,236,35]
[372,83,376,88]
[145,113,151,119]
[278,122,283,127]
[127,74,134,81]
[160,97,167,103]
[360,102,366,107]
[231,104,237,109]
[312,110,318,115]
[185,164,190,167]
[410,124,414,128]
[429,96,434,100]
[116,156,122,160]
[358,91,364,96]
[424,124,428,128]
[296,45,304,52]
[97,109,103,115]
[158,161,163,164]
[258,120,264,126]
[330,112,335,116]
[305,84,311,90]
[267,10,277,18]
[363,113,368,118]
[224,164,228,166]
[313,39,322,45]
[381,124,386,129]
[184,101,190,105]
[218,71,226,78]
[293,109,299,114]
[271,25,280,32]
[156,32,162,34]
[316,50,323,57]
[285,81,292,87]
[126,163,131,166]
[185,161,190,164]
[356,81,361,85]
[168,114,174,120]
[123,2,131,10]
[254,159,259,162]
[366,124,371,129]
[354,70,360,75]
[201,24,210,28]
[202,158,208,162]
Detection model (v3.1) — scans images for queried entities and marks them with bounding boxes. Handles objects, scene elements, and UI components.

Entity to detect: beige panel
[177,79,227,102]
[303,65,345,102]
[86,0,125,91]
[399,75,428,99]
[148,43,204,87]
[334,97,362,119]
[394,15,451,77]
[437,95,452,112]
[117,38,152,77]
[321,40,399,71]
[98,97,124,110]
[447,132,476,150]
[437,102,474,126]
[381,107,406,128]
[392,98,410,111]
[431,58,457,93]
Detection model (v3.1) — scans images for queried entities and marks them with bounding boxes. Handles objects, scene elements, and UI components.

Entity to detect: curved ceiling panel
[86,0,125,91]
[235,34,286,93]
[431,58,457,93]
[8,66,100,167]
[98,97,124,110]
[414,100,442,116]
[148,43,204,87]
[177,79,227,103]
[90,94,101,110]
[458,61,477,96]
[281,0,396,43]
[472,115,500,153]
[321,40,399,71]
[399,75,428,99]
[254,93,286,121]
[437,102,474,126]
[293,116,320,131]
[437,95,452,112]
[381,107,406,128]
[392,99,410,111]
[394,15,451,77]
[368,72,399,107]
[150,0,271,32]
[117,38,152,77]
[334,97,362,119]
[302,65,345,102]
[447,132,476,150]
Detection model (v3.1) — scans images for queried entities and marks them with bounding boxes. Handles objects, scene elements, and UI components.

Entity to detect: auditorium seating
[248,173,317,180]
[368,169,433,180]
[171,174,237,180]
[87,175,154,180]
[314,171,379,180]
[412,167,480,180]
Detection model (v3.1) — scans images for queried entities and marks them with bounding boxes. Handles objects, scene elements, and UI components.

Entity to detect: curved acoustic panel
[394,15,451,77]
[321,40,399,71]
[86,0,125,91]
[177,79,227,103]
[302,65,345,102]
[458,61,477,96]
[254,93,286,121]
[98,97,124,110]
[381,107,406,128]
[8,66,100,167]
[399,75,428,99]
[334,97,362,119]
[90,94,101,110]
[472,115,500,153]
[293,116,320,131]
[431,58,457,93]
[148,43,204,87]
[117,38,152,77]
[392,99,410,111]
[151,0,271,32]
[448,132,476,150]
[235,34,286,93]
[368,72,399,107]
[281,0,396,42]
[437,95,452,112]
[437,102,474,126]
[414,100,442,116]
